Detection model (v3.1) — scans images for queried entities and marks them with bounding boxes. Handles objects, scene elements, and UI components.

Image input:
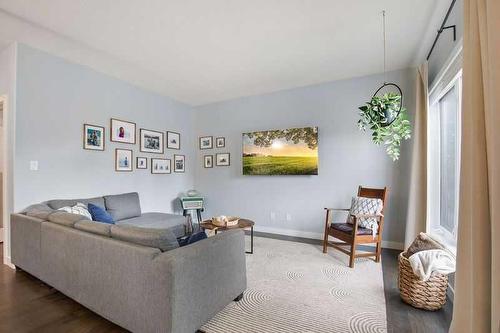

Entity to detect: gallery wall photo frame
[174,154,185,173]
[110,118,136,144]
[140,128,165,154]
[216,153,230,166]
[167,131,181,150]
[115,148,133,172]
[216,137,225,148]
[151,158,171,174]
[136,157,148,169]
[204,155,213,168]
[83,124,105,151]
[199,136,213,150]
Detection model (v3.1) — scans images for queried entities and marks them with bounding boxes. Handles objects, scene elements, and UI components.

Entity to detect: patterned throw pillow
[58,202,92,220]
[347,197,383,235]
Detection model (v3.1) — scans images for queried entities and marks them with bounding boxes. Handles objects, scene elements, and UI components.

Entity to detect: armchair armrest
[349,213,384,220]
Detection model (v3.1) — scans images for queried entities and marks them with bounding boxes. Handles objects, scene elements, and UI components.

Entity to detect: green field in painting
[243,156,318,175]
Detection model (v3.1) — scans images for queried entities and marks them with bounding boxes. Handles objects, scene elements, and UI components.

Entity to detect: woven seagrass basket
[398,252,448,311]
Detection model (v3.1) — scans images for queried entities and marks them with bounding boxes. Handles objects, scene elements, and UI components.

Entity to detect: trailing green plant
[358,92,411,161]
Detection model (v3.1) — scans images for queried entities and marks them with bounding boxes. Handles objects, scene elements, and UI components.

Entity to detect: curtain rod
[426,0,457,60]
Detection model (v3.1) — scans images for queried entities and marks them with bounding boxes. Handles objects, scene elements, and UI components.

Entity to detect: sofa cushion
[48,211,90,227]
[24,203,55,220]
[110,225,179,252]
[47,196,105,210]
[74,220,112,237]
[331,223,374,235]
[58,203,92,220]
[116,212,187,238]
[104,192,141,221]
[88,203,114,224]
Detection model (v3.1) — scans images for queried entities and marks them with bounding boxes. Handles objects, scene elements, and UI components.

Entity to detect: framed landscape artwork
[140,129,164,154]
[110,118,136,144]
[216,137,225,148]
[115,149,133,172]
[83,124,105,151]
[242,127,318,175]
[199,136,213,149]
[167,131,181,150]
[151,158,171,174]
[204,155,213,168]
[216,153,230,166]
[174,154,185,173]
[136,157,148,169]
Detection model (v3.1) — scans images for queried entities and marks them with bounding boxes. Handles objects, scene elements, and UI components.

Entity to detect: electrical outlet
[30,160,39,171]
[270,212,276,220]
[286,213,292,221]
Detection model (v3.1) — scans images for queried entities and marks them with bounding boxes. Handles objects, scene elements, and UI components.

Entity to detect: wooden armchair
[322,186,388,268]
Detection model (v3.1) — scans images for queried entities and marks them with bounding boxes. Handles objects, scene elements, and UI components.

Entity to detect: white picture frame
[167,131,181,150]
[174,154,185,173]
[216,153,230,166]
[199,136,213,150]
[110,118,136,144]
[115,149,133,172]
[140,128,164,154]
[83,124,105,151]
[151,158,171,174]
[136,157,148,169]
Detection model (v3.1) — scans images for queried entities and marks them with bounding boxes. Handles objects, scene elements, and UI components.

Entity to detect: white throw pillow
[58,202,92,220]
[347,196,383,235]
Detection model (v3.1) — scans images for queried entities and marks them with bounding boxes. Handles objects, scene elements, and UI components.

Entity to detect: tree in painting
[246,127,318,150]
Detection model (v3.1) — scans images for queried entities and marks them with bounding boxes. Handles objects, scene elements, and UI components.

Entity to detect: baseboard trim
[253,226,404,250]
[3,255,15,269]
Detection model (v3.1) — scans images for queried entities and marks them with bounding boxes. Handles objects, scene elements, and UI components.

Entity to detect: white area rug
[201,236,387,333]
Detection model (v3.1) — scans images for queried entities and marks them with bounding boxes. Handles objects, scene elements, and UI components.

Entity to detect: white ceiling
[0,1,448,106]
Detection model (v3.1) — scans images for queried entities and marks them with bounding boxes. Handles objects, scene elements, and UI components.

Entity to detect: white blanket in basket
[408,249,456,281]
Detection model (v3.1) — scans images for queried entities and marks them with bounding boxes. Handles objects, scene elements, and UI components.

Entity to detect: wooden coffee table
[200,218,254,254]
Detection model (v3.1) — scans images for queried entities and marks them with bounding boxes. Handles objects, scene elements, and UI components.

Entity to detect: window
[428,67,462,246]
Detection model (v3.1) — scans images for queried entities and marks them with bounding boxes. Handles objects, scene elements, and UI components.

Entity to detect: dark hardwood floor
[0,236,452,333]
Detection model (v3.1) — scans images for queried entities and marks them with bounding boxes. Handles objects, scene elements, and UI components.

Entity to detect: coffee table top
[201,218,254,231]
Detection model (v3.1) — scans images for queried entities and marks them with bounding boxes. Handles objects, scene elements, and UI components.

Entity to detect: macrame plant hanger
[373,10,403,127]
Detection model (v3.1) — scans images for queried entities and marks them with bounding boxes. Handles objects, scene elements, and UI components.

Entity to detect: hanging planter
[358,90,411,161]
[357,11,411,161]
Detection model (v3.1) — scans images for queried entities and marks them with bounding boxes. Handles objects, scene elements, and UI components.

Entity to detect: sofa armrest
[153,229,247,333]
[11,213,44,277]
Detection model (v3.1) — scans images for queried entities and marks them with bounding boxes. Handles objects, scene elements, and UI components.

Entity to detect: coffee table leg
[246,226,253,254]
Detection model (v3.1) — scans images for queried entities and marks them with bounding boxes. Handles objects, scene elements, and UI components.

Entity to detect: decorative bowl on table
[212,216,240,227]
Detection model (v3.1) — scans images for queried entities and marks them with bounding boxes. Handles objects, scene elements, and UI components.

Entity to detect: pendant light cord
[382,10,386,84]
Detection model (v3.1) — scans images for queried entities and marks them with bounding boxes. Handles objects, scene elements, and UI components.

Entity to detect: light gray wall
[194,68,415,246]
[428,0,463,84]
[14,44,196,213]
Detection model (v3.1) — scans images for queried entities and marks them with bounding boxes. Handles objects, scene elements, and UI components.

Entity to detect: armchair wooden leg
[322,210,331,254]
[349,239,356,268]
[375,240,382,263]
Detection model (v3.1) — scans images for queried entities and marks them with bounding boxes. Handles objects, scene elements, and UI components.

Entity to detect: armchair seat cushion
[330,223,374,235]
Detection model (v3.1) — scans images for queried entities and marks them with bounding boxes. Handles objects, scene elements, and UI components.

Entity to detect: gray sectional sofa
[10,192,247,333]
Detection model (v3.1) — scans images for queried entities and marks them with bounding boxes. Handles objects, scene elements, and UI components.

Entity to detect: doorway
[0,98,3,244]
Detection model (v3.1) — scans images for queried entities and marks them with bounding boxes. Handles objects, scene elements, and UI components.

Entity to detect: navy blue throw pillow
[178,231,207,247]
[88,203,114,224]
